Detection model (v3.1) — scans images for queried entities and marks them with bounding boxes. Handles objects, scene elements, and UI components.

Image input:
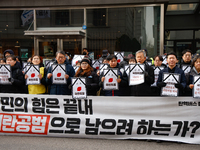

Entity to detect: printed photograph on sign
[161,73,180,97]
[72,77,87,99]
[114,51,124,63]
[25,65,40,85]
[92,60,102,70]
[151,66,164,87]
[52,64,66,84]
[129,64,145,85]
[103,69,118,90]
[72,55,85,66]
[182,65,191,74]
[193,75,200,98]
[99,64,108,74]
[0,65,11,85]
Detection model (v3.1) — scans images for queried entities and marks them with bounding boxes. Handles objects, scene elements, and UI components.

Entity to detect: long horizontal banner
[0,93,199,144]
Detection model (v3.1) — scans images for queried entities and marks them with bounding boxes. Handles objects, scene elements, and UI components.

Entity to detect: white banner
[0,94,200,144]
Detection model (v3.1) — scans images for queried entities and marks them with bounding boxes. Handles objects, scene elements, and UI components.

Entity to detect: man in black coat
[130,50,154,96]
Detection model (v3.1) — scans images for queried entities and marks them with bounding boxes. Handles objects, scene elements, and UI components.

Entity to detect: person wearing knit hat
[4,49,14,58]
[75,57,99,96]
[81,58,90,65]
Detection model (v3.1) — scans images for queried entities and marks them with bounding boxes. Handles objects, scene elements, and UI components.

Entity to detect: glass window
[36,9,84,27]
[167,4,197,11]
[166,30,193,40]
[0,10,34,60]
[87,6,161,58]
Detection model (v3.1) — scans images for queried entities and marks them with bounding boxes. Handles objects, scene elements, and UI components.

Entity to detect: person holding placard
[130,50,154,96]
[25,55,47,94]
[75,58,99,96]
[179,49,192,68]
[151,55,166,96]
[99,55,128,96]
[157,52,186,96]
[0,55,25,93]
[186,55,200,96]
[46,51,75,95]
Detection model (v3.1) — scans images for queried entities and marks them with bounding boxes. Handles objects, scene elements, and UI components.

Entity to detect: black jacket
[0,64,25,93]
[99,63,128,96]
[130,62,154,96]
[76,70,99,96]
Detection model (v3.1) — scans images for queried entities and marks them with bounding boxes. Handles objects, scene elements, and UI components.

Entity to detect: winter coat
[130,62,154,96]
[46,59,75,95]
[0,63,25,93]
[99,63,128,96]
[76,70,99,96]
[157,66,186,96]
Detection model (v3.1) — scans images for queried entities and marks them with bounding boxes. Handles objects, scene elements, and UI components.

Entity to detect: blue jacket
[157,66,186,96]
[46,59,75,95]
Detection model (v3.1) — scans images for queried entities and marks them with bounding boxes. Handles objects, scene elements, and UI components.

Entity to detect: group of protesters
[0,48,198,97]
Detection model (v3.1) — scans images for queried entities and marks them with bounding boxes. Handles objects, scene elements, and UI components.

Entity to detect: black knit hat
[81,58,90,65]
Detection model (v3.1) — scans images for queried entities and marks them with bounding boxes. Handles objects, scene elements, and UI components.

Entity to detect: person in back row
[46,51,75,95]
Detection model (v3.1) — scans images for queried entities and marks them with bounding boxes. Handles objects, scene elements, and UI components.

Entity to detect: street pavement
[0,135,199,150]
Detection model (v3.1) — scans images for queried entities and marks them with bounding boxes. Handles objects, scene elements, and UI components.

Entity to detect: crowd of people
[0,48,198,97]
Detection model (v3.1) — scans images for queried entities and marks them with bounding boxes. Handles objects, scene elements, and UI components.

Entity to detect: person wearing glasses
[75,58,99,96]
[46,51,75,95]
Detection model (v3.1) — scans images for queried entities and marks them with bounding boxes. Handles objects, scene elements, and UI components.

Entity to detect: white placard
[193,75,200,98]
[52,64,66,84]
[124,65,130,77]
[22,62,30,72]
[147,61,152,66]
[72,55,85,66]
[129,64,145,85]
[45,60,54,68]
[99,64,108,75]
[72,77,87,99]
[182,65,191,74]
[114,51,124,63]
[161,73,180,97]
[151,66,164,86]
[103,69,118,90]
[162,55,167,65]
[0,65,11,85]
[25,65,40,85]
[92,60,102,70]
[73,66,80,72]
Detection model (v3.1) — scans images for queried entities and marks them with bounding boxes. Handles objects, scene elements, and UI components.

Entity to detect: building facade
[0,0,199,61]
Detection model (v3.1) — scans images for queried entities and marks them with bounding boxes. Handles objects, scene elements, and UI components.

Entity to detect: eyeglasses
[57,57,65,59]
[81,63,88,66]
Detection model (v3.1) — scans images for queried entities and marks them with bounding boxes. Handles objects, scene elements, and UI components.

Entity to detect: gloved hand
[8,78,14,83]
[157,82,166,88]
[175,83,183,89]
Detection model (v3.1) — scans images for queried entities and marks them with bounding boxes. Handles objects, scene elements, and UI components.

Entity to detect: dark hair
[129,57,136,62]
[83,48,88,51]
[154,55,163,61]
[167,51,177,59]
[191,54,200,67]
[182,49,192,56]
[31,55,44,67]
[6,54,16,61]
[106,55,117,61]
[56,51,66,57]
